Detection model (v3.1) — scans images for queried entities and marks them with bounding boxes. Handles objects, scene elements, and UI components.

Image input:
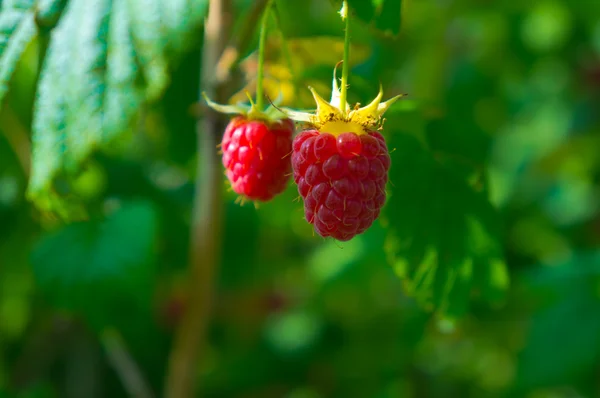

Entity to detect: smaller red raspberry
[221,117,294,202]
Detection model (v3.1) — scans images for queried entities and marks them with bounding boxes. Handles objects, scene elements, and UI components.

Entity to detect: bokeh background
[2,0,600,397]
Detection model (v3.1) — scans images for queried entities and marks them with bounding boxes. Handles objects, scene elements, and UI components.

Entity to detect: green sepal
[202,91,290,124]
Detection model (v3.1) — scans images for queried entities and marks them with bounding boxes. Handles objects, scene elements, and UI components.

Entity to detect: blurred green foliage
[1,0,600,397]
[31,200,158,331]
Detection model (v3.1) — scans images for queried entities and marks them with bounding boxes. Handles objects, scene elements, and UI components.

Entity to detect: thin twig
[101,328,154,398]
[163,0,230,397]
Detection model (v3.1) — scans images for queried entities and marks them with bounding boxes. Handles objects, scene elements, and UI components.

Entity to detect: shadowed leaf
[384,132,508,316]
[31,200,159,329]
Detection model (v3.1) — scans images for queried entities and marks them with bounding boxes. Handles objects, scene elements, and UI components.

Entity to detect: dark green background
[1,0,600,397]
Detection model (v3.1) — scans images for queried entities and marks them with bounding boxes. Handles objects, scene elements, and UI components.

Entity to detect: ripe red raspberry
[278,63,404,239]
[221,117,294,202]
[292,130,390,241]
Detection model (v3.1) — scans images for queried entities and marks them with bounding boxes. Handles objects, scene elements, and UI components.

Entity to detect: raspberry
[279,63,404,239]
[221,116,294,202]
[292,130,390,241]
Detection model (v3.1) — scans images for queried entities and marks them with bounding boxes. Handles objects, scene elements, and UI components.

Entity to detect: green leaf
[515,253,600,390]
[27,0,208,208]
[0,0,37,105]
[125,0,168,100]
[31,200,158,328]
[335,0,403,37]
[35,0,68,29]
[384,133,508,317]
[160,0,209,54]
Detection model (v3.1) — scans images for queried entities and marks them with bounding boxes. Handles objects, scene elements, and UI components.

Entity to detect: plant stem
[101,328,154,398]
[255,0,273,111]
[163,0,230,397]
[340,0,351,117]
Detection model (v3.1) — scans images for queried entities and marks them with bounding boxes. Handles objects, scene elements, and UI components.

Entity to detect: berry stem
[255,0,274,111]
[340,0,351,118]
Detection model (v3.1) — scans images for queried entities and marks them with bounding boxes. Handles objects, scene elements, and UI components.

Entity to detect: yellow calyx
[320,120,364,135]
[282,65,406,136]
